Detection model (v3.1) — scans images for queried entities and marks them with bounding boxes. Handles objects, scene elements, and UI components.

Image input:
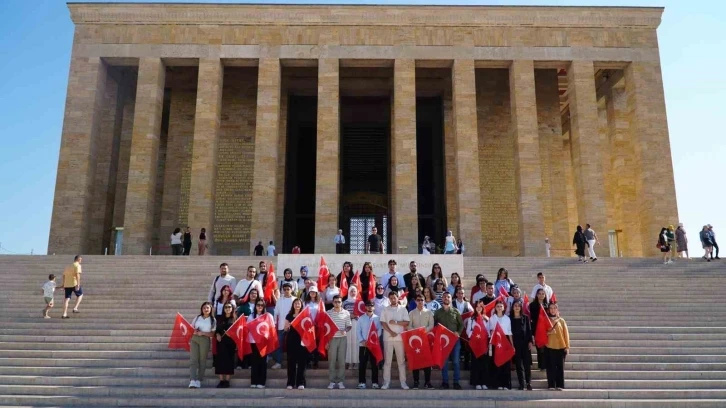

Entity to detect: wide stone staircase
[0,255,724,407]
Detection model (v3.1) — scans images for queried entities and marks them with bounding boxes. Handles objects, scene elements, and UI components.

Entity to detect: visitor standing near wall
[708,225,720,260]
[700,225,713,262]
[183,227,192,255]
[254,241,264,256]
[170,228,183,255]
[198,228,207,255]
[267,241,277,256]
[367,227,383,254]
[572,226,588,263]
[422,235,432,254]
[583,224,599,262]
[444,230,458,254]
[335,229,346,254]
[676,224,689,259]
[667,225,677,261]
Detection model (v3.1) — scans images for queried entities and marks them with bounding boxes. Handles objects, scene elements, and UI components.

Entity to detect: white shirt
[42,281,56,298]
[170,233,182,245]
[324,287,340,303]
[381,305,410,340]
[192,316,216,333]
[453,298,473,315]
[305,301,320,321]
[425,300,441,312]
[274,295,296,330]
[214,299,236,316]
[373,296,390,317]
[530,283,553,303]
[233,279,263,300]
[208,274,237,303]
[487,314,512,336]
[379,271,405,290]
[267,245,276,256]
[471,291,487,305]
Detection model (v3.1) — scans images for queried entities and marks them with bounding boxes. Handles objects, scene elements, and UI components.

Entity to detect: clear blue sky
[0,0,723,255]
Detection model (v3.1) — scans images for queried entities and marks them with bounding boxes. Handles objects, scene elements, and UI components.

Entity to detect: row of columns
[50,56,675,257]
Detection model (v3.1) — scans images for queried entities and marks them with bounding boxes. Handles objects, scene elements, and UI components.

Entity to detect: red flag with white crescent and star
[401,327,434,370]
[316,306,337,358]
[317,257,330,293]
[290,306,317,352]
[535,304,554,348]
[498,285,510,299]
[522,294,531,317]
[340,271,349,299]
[247,313,278,357]
[484,295,505,317]
[225,315,251,359]
[366,320,384,364]
[168,313,194,351]
[492,322,515,367]
[367,272,376,301]
[550,292,558,304]
[468,315,489,358]
[352,270,362,296]
[263,263,278,305]
[431,323,458,369]
[354,297,367,317]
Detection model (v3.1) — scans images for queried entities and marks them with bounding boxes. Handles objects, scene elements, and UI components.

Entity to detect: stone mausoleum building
[49,3,678,257]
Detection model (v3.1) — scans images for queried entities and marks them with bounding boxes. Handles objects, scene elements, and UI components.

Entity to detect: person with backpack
[658,227,672,265]
[208,263,236,303]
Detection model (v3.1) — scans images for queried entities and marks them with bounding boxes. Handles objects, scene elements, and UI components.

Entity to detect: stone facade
[48,4,678,257]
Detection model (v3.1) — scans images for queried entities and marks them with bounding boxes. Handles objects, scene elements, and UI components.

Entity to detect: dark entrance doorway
[416,97,447,252]
[340,96,391,254]
[282,95,317,253]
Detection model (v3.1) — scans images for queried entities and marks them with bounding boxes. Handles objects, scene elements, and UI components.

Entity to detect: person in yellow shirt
[61,255,84,319]
[545,303,569,391]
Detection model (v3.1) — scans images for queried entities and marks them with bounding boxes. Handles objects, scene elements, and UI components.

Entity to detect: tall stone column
[249,58,281,254]
[509,60,546,256]
[123,58,166,255]
[391,59,419,254]
[452,60,483,256]
[188,58,223,253]
[625,61,678,256]
[314,59,340,253]
[567,60,609,256]
[48,57,108,254]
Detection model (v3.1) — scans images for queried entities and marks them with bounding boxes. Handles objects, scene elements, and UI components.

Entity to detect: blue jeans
[274,329,286,364]
[441,340,461,384]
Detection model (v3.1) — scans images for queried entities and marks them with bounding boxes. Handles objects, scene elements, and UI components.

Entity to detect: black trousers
[171,244,183,255]
[470,355,488,387]
[250,344,267,386]
[358,346,379,384]
[536,346,547,369]
[286,348,308,387]
[336,243,345,254]
[412,367,431,384]
[490,350,512,389]
[713,240,720,257]
[183,242,192,255]
[513,351,532,387]
[545,348,566,389]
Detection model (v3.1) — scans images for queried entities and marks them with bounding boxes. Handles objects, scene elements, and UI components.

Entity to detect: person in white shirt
[272,282,296,369]
[42,274,57,319]
[208,263,236,303]
[233,266,263,303]
[189,302,216,389]
[372,284,390,317]
[267,241,276,256]
[334,229,346,254]
[324,275,340,310]
[170,228,183,255]
[530,272,553,303]
[326,295,353,389]
[487,301,513,390]
[379,259,405,291]
[279,268,299,295]
[380,291,410,390]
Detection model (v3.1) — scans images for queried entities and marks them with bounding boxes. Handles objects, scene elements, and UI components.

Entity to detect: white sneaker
[194,380,201,388]
[337,382,345,389]
[298,385,305,390]
[256,384,265,389]
[475,385,482,390]
[400,382,409,390]
[272,363,282,369]
[250,384,256,388]
[381,384,390,390]
[481,385,488,390]
[327,382,336,389]
[372,383,380,389]
[357,383,366,389]
[188,380,196,388]
[287,386,293,390]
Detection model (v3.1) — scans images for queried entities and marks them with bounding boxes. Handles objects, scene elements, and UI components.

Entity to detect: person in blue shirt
[356,300,382,389]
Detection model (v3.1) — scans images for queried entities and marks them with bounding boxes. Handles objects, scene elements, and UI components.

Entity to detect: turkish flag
[367,272,376,301]
[550,292,558,304]
[225,316,251,359]
[468,315,489,358]
[535,305,553,348]
[427,331,435,349]
[461,310,474,321]
[317,256,330,293]
[340,271,349,299]
[401,327,435,370]
[522,294,531,317]
[351,270,362,296]
[366,321,384,364]
[399,290,409,304]
[316,307,337,358]
[247,313,278,357]
[354,297,367,317]
[263,263,277,304]
[492,322,515,367]
[498,285,510,299]
[168,313,194,351]
[291,307,317,352]
[432,324,458,369]
[484,295,505,317]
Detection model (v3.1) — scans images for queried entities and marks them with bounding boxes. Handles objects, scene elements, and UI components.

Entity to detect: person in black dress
[214,302,236,388]
[510,300,533,390]
[573,225,589,263]
[529,288,548,370]
[284,298,310,389]
[183,227,192,255]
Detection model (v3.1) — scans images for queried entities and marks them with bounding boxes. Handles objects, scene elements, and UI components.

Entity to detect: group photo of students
[181,260,570,391]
